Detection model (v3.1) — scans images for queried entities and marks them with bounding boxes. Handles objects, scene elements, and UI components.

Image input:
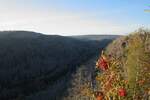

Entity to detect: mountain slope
[62,56,97,100]
[0,31,116,100]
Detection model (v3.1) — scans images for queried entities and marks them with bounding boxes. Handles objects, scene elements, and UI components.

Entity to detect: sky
[0,0,149,35]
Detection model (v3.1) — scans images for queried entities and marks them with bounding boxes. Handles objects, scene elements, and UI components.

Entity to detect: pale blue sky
[0,0,149,35]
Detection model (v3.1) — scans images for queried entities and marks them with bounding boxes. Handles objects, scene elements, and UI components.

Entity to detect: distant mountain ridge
[70,35,120,41]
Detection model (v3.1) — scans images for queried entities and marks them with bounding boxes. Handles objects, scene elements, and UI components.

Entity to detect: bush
[92,29,150,100]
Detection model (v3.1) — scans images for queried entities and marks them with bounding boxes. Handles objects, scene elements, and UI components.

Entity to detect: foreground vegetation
[90,29,150,100]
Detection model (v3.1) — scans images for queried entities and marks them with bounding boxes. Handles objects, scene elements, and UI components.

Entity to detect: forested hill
[0,31,117,100]
[70,35,119,41]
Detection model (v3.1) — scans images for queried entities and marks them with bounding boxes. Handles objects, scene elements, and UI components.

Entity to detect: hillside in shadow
[0,31,118,100]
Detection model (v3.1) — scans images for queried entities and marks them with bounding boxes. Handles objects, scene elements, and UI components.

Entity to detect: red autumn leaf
[118,88,126,97]
[95,91,104,100]
[96,96,103,100]
[97,56,108,71]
